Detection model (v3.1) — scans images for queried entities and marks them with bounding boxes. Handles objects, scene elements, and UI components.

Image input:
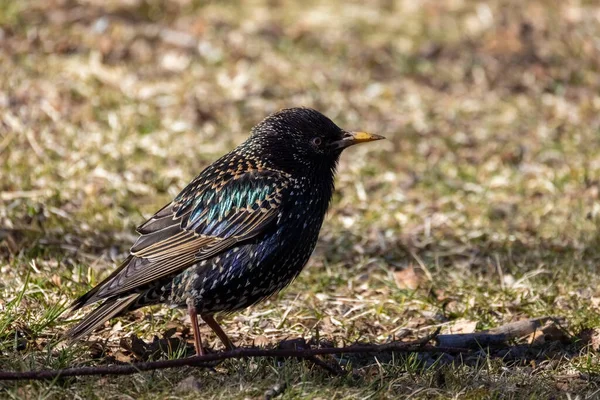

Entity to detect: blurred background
[2,0,600,397]
[2,0,599,258]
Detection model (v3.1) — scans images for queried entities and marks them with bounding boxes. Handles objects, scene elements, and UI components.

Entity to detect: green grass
[2,0,600,398]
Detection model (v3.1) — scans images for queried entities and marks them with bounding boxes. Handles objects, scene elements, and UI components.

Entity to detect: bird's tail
[66,293,141,342]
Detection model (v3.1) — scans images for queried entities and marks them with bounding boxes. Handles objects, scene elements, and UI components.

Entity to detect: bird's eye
[312,137,322,147]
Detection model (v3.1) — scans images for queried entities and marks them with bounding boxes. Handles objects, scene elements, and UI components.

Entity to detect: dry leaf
[130,335,149,358]
[113,351,131,363]
[320,316,335,333]
[526,329,545,345]
[541,322,570,343]
[579,328,600,351]
[50,274,61,287]
[526,321,568,345]
[253,335,270,347]
[394,266,423,290]
[449,319,478,334]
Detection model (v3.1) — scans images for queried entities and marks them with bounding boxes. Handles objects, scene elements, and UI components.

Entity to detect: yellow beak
[330,131,385,150]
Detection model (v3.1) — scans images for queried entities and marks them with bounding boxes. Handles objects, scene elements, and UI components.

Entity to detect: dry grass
[2,0,600,398]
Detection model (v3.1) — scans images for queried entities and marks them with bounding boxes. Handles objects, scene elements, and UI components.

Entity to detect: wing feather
[76,168,290,306]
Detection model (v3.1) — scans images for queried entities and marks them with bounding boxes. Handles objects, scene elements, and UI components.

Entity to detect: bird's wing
[73,168,290,307]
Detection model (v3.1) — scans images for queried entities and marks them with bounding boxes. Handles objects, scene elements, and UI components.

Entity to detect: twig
[0,332,464,381]
[435,316,557,348]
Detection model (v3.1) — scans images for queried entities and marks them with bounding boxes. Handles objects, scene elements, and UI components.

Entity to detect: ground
[2,0,600,398]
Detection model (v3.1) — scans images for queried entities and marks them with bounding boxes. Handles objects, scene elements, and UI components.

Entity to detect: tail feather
[66,293,141,341]
[70,255,136,311]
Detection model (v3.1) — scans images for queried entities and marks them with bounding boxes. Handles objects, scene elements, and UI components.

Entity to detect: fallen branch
[435,316,561,348]
[0,330,466,381]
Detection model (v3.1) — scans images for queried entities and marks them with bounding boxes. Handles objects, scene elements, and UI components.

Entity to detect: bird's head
[247,108,384,174]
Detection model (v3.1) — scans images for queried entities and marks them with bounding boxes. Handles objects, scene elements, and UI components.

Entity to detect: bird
[67,107,384,356]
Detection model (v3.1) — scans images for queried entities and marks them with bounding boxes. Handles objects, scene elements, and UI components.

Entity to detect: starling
[67,107,384,355]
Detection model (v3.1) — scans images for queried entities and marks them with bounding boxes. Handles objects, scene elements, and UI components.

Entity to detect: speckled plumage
[67,108,383,352]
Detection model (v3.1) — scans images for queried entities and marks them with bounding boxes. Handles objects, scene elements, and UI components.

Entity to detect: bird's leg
[201,314,235,351]
[187,299,204,356]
